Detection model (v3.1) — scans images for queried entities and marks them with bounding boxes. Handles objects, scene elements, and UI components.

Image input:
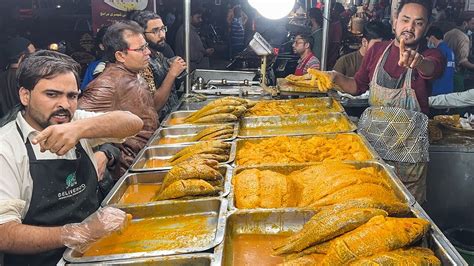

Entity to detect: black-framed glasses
[144,26,168,35]
[126,42,149,53]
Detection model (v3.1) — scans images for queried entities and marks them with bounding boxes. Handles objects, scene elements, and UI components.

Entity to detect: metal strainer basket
[358,106,429,163]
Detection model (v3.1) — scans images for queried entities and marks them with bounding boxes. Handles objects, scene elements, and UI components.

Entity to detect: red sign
[91,0,155,33]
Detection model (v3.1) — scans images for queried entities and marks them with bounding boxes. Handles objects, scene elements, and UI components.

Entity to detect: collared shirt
[296,52,321,74]
[0,110,124,224]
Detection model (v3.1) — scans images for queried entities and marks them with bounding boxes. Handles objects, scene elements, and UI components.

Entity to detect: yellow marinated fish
[350,247,441,266]
[154,179,218,200]
[309,183,400,208]
[273,208,388,255]
[321,216,431,265]
[160,163,222,193]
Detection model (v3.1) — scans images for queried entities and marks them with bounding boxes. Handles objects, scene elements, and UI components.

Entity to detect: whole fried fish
[321,216,431,265]
[273,208,388,255]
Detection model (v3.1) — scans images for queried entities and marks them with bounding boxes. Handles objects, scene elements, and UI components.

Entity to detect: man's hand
[94,151,108,181]
[31,123,81,156]
[398,38,424,69]
[169,56,187,78]
[205,48,215,56]
[61,207,129,253]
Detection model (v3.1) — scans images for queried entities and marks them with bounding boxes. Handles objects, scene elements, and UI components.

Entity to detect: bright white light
[249,0,295,20]
[248,0,258,8]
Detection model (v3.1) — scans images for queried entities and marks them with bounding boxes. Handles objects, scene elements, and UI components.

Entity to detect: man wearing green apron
[329,0,446,203]
[0,51,143,265]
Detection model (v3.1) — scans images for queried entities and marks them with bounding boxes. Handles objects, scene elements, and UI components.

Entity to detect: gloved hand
[60,207,128,253]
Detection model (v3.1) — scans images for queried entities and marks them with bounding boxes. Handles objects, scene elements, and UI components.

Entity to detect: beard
[28,107,72,129]
[149,39,166,50]
[396,31,421,47]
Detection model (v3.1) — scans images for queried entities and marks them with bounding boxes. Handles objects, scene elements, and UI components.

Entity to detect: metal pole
[321,0,331,70]
[184,0,191,95]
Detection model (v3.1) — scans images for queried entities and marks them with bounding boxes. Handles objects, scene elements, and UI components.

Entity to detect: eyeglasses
[126,42,149,53]
[293,40,306,45]
[144,26,168,35]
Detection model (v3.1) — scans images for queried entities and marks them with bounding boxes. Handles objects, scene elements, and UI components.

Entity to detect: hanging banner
[91,0,154,33]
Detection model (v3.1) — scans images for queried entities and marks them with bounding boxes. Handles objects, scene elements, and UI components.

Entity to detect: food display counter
[62,81,467,265]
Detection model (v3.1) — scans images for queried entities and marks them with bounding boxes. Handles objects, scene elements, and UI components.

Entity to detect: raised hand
[398,38,424,69]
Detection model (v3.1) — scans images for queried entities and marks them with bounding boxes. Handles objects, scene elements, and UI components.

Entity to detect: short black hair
[363,21,387,41]
[308,8,324,26]
[129,10,162,30]
[17,50,81,92]
[397,0,433,21]
[191,5,204,16]
[102,20,143,63]
[426,26,443,40]
[296,34,314,50]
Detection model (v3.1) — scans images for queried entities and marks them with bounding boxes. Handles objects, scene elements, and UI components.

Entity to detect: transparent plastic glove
[60,207,127,253]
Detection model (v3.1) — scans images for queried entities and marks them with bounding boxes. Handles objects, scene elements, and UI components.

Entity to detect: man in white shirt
[429,89,474,108]
[0,50,143,265]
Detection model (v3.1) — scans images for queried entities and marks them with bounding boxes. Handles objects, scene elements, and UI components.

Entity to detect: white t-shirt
[0,110,124,224]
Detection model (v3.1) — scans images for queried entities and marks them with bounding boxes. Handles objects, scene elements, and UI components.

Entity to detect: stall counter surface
[62,90,467,265]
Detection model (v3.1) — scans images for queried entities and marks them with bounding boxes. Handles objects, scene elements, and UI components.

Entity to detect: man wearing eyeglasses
[293,34,321,76]
[130,10,187,121]
[79,21,158,180]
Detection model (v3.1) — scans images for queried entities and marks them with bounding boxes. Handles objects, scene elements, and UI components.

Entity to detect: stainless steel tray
[219,208,466,266]
[234,133,381,167]
[228,161,415,211]
[63,198,228,263]
[102,165,232,207]
[149,124,238,146]
[130,142,237,172]
[66,253,215,265]
[238,113,357,138]
[244,97,345,117]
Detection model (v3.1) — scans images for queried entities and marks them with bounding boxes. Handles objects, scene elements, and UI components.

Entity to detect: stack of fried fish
[275,213,440,265]
[154,158,223,200]
[190,124,235,141]
[168,140,231,166]
[285,68,333,92]
[184,96,256,124]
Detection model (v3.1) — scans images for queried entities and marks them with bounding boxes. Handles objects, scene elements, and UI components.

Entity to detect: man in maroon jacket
[329,0,445,203]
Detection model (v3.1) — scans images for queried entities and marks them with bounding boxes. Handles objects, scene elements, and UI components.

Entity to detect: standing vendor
[0,51,143,265]
[329,0,445,203]
[293,34,321,75]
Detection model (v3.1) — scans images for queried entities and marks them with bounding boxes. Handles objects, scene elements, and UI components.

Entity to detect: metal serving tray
[228,161,415,211]
[149,124,238,146]
[102,165,232,207]
[130,142,237,172]
[238,113,357,138]
[234,133,381,167]
[63,198,228,263]
[218,208,466,266]
[66,253,215,266]
[244,97,345,117]
[161,110,240,127]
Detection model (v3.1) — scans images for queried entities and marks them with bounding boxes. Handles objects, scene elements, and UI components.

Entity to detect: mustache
[49,108,71,119]
[400,31,415,37]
